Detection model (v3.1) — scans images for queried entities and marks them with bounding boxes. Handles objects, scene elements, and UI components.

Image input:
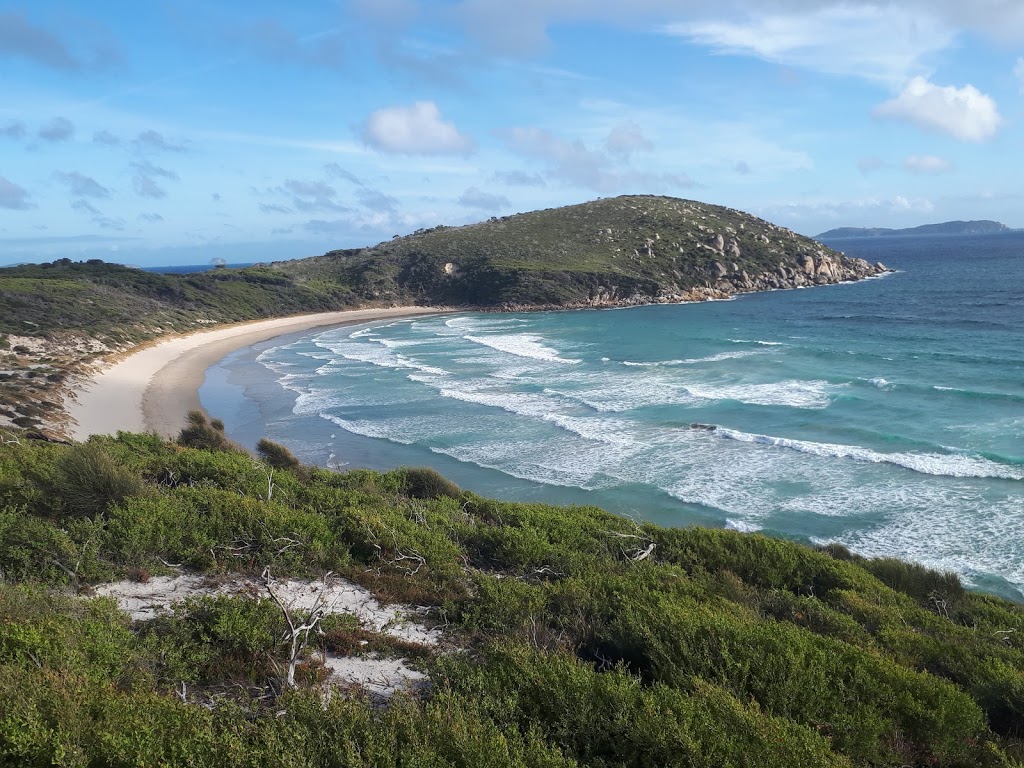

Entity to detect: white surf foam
[435,386,563,419]
[444,316,527,332]
[728,339,786,346]
[318,414,401,442]
[622,359,687,367]
[620,351,762,366]
[546,376,701,412]
[832,493,1024,592]
[541,413,637,446]
[725,518,763,533]
[377,338,442,349]
[463,333,580,364]
[713,426,1024,480]
[315,339,449,377]
[685,380,833,409]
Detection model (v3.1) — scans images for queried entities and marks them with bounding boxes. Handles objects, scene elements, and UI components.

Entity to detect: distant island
[817,220,1012,239]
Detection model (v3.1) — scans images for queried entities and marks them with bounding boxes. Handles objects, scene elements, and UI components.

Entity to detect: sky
[2,1,1023,267]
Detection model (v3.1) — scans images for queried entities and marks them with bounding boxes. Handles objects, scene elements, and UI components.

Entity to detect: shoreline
[67,307,448,441]
[60,268,893,442]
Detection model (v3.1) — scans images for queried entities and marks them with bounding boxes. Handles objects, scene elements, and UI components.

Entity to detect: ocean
[202,233,1024,600]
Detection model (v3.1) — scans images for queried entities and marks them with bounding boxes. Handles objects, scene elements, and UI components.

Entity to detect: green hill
[818,220,1011,239]
[287,195,887,308]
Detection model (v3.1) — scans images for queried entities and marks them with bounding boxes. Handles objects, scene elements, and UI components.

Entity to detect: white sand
[95,573,442,646]
[95,573,440,698]
[67,307,445,441]
[319,653,428,698]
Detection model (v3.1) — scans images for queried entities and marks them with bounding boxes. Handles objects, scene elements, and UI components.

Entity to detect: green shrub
[176,410,238,452]
[863,556,966,613]
[436,645,851,767]
[401,466,462,500]
[144,595,284,685]
[51,441,146,518]
[256,438,300,470]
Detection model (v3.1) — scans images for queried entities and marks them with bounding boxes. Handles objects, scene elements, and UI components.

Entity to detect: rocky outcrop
[686,251,889,300]
[499,255,890,311]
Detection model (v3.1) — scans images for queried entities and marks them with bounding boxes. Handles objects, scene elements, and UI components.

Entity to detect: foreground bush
[51,441,146,518]
[0,433,1022,765]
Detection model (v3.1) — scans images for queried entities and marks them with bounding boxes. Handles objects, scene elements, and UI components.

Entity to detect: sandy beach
[67,307,446,441]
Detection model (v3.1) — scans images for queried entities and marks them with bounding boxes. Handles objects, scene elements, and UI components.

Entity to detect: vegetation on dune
[0,430,1022,765]
[0,259,358,430]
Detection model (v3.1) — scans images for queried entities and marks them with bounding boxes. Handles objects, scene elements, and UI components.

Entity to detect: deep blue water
[203,233,1024,599]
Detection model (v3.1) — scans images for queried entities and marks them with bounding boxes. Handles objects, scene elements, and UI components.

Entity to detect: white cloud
[0,175,33,210]
[501,126,609,188]
[666,6,954,84]
[872,76,1002,142]
[133,130,188,153]
[891,195,934,212]
[458,186,510,211]
[760,193,936,231]
[500,125,694,192]
[283,178,348,213]
[448,1,1024,58]
[903,154,952,174]
[857,156,886,173]
[362,101,474,155]
[37,116,74,142]
[1016,57,1024,94]
[605,122,653,158]
[492,169,546,187]
[54,171,111,198]
[131,162,179,200]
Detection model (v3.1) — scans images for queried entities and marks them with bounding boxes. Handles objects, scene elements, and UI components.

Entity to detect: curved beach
[67,307,446,441]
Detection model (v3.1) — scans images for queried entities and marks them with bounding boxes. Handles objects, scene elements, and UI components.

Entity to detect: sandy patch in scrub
[95,573,440,697]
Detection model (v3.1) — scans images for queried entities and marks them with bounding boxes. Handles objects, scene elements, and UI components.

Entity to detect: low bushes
[0,432,1022,765]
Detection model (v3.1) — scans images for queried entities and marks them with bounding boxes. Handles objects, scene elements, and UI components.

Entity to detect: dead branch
[629,542,656,562]
[365,522,427,576]
[261,566,329,689]
[603,516,658,564]
[250,458,275,501]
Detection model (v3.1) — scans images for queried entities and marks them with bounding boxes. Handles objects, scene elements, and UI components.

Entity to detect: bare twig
[629,542,656,562]
[261,566,329,689]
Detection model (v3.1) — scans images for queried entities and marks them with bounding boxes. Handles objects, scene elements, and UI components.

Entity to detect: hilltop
[0,195,886,432]
[287,195,886,308]
[818,220,1011,239]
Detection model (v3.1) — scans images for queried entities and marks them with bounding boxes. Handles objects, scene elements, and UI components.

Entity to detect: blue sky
[2,1,1023,266]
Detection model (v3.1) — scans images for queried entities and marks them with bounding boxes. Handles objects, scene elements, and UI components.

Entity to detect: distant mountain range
[816,220,1013,239]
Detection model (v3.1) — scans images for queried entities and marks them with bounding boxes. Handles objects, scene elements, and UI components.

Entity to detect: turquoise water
[204,233,1024,599]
